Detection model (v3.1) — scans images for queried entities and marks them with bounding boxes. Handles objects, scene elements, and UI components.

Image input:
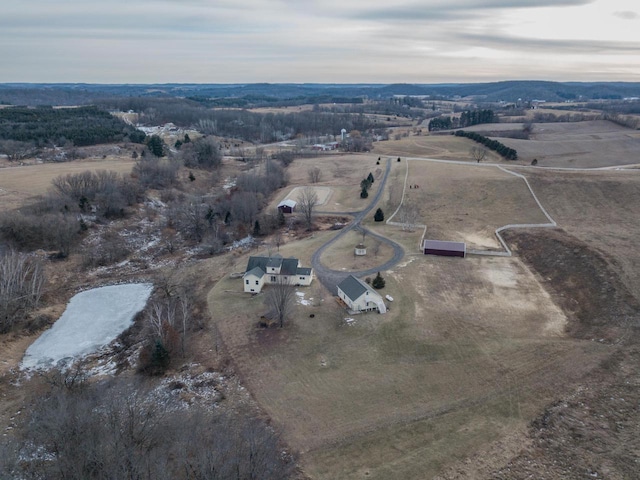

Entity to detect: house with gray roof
[337,275,386,313]
[243,255,313,293]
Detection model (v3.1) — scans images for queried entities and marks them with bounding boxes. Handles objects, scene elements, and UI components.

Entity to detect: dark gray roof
[280,258,299,275]
[422,239,466,252]
[296,267,312,276]
[266,256,282,268]
[246,256,270,273]
[337,275,370,302]
[244,266,265,279]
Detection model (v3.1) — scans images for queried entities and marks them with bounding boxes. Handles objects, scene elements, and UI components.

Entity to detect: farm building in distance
[422,239,466,258]
[337,275,386,314]
[243,254,313,293]
[277,199,297,214]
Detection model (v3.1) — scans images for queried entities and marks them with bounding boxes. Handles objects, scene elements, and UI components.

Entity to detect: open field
[492,120,640,168]
[381,120,640,169]
[522,168,640,301]
[372,135,504,162]
[0,157,136,212]
[272,154,386,213]
[390,161,549,249]
[209,242,610,479]
[207,143,640,478]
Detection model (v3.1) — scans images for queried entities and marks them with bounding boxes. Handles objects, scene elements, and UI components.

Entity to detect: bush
[133,158,181,189]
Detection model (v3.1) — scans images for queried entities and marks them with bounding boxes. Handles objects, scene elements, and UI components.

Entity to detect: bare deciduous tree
[0,250,46,333]
[307,166,322,183]
[298,187,318,230]
[470,146,487,163]
[264,278,297,328]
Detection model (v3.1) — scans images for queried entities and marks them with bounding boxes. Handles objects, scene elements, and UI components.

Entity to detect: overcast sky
[1,0,639,84]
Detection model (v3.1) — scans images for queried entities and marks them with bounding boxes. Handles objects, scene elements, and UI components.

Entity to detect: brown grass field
[207,151,640,478]
[375,119,640,169]
[373,134,504,162]
[469,120,640,168]
[6,118,640,478]
[383,160,549,250]
[0,157,136,212]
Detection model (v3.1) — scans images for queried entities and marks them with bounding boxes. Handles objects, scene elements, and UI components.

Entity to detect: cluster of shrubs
[360,172,375,198]
[454,130,518,160]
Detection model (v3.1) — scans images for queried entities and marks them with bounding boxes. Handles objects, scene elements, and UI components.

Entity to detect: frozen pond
[21,283,153,370]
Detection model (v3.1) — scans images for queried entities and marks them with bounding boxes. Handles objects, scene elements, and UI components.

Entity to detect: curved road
[311,159,405,294]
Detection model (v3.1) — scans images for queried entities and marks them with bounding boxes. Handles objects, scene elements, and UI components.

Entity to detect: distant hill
[1,81,639,105]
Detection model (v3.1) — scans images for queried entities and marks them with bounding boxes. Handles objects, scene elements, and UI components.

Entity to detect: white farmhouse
[243,255,313,293]
[337,275,386,314]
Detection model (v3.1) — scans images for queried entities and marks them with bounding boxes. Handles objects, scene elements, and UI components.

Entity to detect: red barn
[422,239,466,258]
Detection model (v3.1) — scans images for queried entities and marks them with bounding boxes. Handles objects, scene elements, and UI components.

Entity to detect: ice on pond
[21,283,153,371]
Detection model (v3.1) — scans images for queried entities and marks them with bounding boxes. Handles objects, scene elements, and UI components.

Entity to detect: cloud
[357,0,594,22]
[613,10,638,20]
[454,32,640,54]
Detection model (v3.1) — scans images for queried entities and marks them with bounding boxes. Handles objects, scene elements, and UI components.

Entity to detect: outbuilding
[422,239,466,258]
[277,199,297,214]
[337,275,386,314]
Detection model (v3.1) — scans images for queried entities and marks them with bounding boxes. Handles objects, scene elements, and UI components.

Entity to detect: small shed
[422,239,466,258]
[277,199,297,214]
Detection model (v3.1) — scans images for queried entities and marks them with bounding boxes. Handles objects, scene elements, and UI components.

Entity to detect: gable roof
[278,199,297,208]
[422,239,466,252]
[280,258,299,275]
[243,266,265,279]
[245,255,301,275]
[296,267,312,276]
[337,275,378,302]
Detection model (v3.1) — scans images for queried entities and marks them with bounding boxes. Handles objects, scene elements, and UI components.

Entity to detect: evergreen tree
[146,135,165,157]
[253,220,261,236]
[151,340,170,373]
[374,208,384,222]
[372,272,385,289]
[367,172,374,184]
[188,171,195,182]
[360,187,369,199]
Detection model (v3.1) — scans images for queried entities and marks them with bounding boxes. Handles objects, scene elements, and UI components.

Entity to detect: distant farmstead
[422,239,466,258]
[277,199,297,214]
[337,275,386,314]
[243,254,313,293]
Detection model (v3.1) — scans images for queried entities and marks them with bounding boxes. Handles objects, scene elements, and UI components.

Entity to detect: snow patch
[21,283,153,371]
[295,291,313,306]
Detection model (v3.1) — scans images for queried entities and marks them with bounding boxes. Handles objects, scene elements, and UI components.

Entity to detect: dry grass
[373,134,504,162]
[392,161,549,249]
[0,157,136,212]
[319,229,396,272]
[272,154,385,213]
[208,249,609,479]
[494,120,640,168]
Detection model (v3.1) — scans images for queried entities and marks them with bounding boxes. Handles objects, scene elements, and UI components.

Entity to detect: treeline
[101,98,376,143]
[0,375,295,479]
[188,94,364,109]
[454,130,518,160]
[428,109,495,131]
[0,105,146,147]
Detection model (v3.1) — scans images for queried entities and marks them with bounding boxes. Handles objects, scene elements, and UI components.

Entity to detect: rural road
[311,159,405,294]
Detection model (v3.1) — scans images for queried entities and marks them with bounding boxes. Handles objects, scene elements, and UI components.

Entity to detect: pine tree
[367,172,374,184]
[374,208,384,222]
[360,187,369,199]
[372,272,385,289]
